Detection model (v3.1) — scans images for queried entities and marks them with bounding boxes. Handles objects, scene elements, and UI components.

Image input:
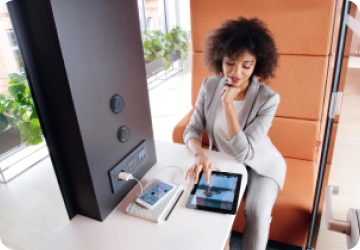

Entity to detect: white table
[41,141,247,250]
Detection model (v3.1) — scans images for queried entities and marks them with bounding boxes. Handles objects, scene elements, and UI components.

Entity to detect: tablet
[185,171,242,215]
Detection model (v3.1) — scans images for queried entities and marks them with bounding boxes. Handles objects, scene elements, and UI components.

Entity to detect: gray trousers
[242,167,279,250]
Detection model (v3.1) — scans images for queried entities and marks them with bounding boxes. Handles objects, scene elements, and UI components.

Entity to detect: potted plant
[164,26,189,65]
[0,72,43,147]
[143,26,190,78]
[143,29,166,78]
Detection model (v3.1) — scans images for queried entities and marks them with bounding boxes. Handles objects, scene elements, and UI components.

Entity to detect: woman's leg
[242,168,278,250]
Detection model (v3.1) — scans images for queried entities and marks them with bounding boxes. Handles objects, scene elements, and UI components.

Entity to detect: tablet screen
[186,171,242,214]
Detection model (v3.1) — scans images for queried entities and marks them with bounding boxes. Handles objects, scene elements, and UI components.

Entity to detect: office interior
[0,0,359,249]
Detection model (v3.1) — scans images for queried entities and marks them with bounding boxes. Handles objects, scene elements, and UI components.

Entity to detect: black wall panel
[7,0,156,221]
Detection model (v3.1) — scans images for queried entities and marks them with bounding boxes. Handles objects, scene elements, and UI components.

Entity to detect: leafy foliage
[0,72,43,146]
[143,26,190,70]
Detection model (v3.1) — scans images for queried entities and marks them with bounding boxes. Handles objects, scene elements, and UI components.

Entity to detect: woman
[184,17,286,250]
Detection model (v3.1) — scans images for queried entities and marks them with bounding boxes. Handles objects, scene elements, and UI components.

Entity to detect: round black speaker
[110,94,125,113]
[118,126,131,142]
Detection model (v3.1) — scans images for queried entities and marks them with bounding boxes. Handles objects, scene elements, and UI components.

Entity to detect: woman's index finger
[203,167,212,184]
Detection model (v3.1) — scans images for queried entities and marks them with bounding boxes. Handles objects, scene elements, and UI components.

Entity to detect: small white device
[135,180,175,209]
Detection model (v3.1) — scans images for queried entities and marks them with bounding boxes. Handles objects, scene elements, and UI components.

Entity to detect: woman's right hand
[185,152,213,184]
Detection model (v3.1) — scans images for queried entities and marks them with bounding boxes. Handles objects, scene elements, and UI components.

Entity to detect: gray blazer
[183,75,286,190]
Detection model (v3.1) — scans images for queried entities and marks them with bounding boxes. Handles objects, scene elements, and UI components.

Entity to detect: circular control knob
[110,94,125,113]
[118,126,131,142]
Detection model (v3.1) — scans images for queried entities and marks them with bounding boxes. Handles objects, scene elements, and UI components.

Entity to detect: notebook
[126,178,183,223]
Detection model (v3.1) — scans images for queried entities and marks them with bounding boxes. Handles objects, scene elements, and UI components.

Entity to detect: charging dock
[109,141,147,193]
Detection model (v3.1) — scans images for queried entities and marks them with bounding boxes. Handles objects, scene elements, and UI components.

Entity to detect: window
[146,17,152,30]
[138,0,169,38]
[6,29,24,71]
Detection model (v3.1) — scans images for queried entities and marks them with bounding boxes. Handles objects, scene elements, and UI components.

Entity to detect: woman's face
[222,51,256,88]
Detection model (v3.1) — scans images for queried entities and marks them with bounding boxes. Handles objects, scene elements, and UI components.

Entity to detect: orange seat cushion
[269,117,320,161]
[232,158,315,247]
[268,55,329,120]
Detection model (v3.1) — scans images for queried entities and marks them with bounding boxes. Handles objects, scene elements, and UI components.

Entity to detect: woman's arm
[187,137,205,156]
[185,138,212,184]
[227,93,280,163]
[183,77,213,184]
[223,102,242,140]
[220,83,243,140]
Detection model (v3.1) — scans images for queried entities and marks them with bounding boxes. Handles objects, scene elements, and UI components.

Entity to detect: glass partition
[315,2,360,249]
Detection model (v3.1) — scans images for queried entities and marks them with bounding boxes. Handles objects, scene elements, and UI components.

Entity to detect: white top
[214,100,245,155]
[40,141,247,250]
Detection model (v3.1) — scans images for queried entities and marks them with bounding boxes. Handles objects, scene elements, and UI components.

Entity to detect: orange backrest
[190,0,337,162]
[191,0,337,55]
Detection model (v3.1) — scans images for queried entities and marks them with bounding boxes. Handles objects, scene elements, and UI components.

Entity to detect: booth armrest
[172,109,195,144]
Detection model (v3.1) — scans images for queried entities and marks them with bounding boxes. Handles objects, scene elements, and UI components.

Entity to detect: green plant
[143,29,166,64]
[143,26,189,70]
[0,72,43,146]
[165,26,189,61]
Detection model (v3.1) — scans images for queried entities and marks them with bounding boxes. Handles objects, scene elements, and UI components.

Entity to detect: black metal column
[7,0,157,222]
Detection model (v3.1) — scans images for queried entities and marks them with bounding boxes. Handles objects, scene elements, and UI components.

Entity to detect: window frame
[138,0,181,40]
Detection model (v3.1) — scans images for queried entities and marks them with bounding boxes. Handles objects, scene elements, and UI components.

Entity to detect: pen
[165,190,184,221]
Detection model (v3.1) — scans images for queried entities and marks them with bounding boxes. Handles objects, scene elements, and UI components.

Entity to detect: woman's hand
[221,83,242,104]
[185,152,213,184]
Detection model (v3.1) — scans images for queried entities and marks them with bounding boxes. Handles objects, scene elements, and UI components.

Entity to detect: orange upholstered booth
[172,0,353,247]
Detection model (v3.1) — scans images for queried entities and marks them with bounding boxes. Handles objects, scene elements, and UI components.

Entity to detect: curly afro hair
[203,17,278,81]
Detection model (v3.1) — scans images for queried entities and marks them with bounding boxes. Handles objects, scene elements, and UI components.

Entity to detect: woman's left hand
[220,83,241,104]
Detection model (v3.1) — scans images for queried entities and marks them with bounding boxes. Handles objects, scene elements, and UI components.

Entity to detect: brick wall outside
[145,0,160,31]
[0,5,17,97]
